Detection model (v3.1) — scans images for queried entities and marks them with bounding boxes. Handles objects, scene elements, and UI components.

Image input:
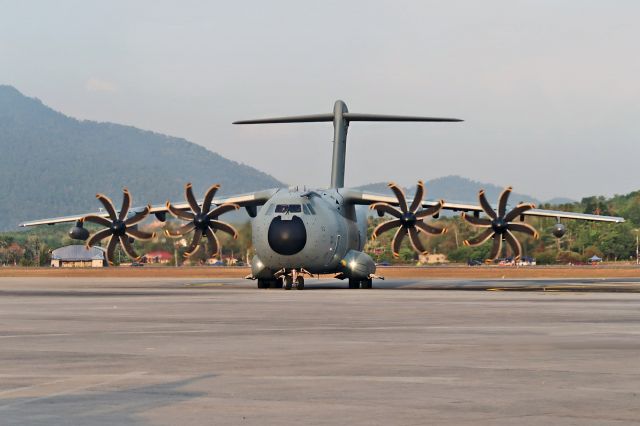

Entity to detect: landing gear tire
[348,279,360,289]
[284,276,293,290]
[361,279,373,289]
[257,279,269,289]
[295,276,304,290]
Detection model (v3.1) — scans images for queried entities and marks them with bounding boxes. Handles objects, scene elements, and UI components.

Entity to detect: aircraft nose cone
[268,216,307,256]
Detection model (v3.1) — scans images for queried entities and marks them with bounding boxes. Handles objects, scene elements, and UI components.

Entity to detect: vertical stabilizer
[233,102,463,188]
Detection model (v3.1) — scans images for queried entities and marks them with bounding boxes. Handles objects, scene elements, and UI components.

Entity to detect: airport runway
[1,277,639,425]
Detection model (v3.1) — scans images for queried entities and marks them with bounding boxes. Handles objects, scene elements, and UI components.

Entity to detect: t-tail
[233,100,463,189]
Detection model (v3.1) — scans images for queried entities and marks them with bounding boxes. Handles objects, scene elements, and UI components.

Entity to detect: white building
[50,245,106,268]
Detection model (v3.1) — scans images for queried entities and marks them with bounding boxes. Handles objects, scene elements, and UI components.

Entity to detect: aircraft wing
[342,189,625,223]
[19,188,279,227]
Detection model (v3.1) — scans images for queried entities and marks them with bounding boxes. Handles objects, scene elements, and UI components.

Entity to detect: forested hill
[0,85,283,230]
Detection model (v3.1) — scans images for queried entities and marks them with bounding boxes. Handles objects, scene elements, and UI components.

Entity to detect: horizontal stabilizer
[232,100,463,188]
[233,114,334,124]
[343,113,462,122]
[233,113,463,124]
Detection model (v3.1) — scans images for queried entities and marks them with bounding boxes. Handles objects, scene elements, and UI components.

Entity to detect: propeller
[462,186,539,260]
[370,181,446,258]
[165,183,240,258]
[83,188,155,265]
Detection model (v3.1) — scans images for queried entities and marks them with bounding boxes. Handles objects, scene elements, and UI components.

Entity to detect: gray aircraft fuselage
[250,187,370,279]
[234,100,462,284]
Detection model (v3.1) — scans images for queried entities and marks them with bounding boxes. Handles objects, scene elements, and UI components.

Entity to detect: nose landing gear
[277,268,309,290]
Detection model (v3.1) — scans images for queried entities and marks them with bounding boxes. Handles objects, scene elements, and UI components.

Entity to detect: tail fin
[233,100,463,188]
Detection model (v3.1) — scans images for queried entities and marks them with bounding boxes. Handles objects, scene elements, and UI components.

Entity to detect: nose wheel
[280,269,307,290]
[283,275,305,290]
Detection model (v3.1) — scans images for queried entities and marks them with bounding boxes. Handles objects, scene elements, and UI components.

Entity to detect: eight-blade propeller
[165,183,240,258]
[83,188,155,265]
[462,187,539,260]
[370,181,446,257]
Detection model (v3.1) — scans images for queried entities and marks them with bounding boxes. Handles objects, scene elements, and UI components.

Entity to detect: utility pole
[636,232,639,266]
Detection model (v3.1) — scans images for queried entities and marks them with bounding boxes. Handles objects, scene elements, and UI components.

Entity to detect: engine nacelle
[68,220,89,241]
[552,223,566,238]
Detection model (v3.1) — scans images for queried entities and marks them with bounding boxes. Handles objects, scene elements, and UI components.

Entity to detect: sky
[1,0,639,200]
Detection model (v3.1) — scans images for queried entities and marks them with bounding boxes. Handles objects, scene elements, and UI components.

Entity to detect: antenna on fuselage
[233,101,463,189]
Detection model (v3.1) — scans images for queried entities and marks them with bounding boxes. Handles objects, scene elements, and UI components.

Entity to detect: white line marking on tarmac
[0,333,71,339]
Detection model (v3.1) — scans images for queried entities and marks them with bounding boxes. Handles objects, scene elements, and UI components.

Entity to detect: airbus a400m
[21,101,624,289]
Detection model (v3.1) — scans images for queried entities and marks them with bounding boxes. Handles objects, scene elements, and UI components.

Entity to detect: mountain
[357,176,548,205]
[0,85,283,230]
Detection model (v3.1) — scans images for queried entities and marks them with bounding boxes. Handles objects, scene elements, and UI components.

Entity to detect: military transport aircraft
[20,101,624,289]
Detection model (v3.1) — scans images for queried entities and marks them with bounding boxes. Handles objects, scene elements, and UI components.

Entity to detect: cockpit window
[275,204,302,214]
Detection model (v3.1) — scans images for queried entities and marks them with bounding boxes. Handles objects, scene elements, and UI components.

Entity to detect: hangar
[50,245,106,268]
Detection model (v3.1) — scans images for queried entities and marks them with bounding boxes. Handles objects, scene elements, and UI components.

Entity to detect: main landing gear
[348,278,373,289]
[257,279,282,289]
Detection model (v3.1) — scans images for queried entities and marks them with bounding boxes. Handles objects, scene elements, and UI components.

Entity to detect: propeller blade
[207,203,240,219]
[415,220,447,235]
[166,202,195,221]
[118,188,131,221]
[185,183,201,214]
[204,227,220,258]
[85,228,112,248]
[371,219,402,239]
[184,229,203,257]
[415,201,444,219]
[408,227,427,255]
[478,190,497,220]
[96,193,118,220]
[497,186,512,218]
[127,228,156,241]
[461,212,492,227]
[504,230,522,260]
[82,215,112,228]
[164,222,195,238]
[123,205,151,226]
[202,184,221,214]
[106,236,118,265]
[119,235,140,260]
[488,236,502,260]
[409,180,425,213]
[507,222,539,239]
[210,220,238,239]
[391,227,407,258]
[464,228,494,246]
[388,182,408,213]
[369,203,402,219]
[504,203,536,223]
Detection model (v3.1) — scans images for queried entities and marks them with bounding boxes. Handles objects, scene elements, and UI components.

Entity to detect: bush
[556,251,583,264]
[536,250,557,265]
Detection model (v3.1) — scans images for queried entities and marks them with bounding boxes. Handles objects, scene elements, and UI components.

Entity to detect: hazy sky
[1,1,638,200]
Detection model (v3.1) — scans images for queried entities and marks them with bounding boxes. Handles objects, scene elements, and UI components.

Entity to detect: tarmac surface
[1,277,639,425]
